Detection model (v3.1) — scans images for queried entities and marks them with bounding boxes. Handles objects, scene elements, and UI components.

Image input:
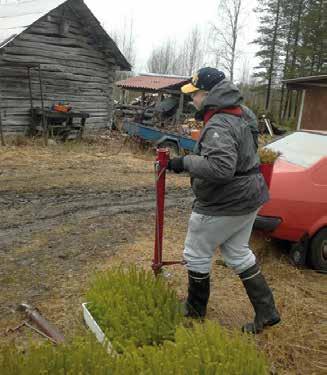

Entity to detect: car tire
[309,228,327,273]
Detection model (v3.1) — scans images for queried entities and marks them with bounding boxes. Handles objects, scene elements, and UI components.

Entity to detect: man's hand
[167,157,185,174]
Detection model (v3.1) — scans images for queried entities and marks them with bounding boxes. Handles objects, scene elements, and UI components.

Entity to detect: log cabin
[0,0,130,134]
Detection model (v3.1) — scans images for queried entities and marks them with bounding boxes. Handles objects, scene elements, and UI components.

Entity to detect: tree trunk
[265,0,281,111]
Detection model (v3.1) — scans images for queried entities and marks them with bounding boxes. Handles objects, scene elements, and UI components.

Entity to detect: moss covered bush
[0,322,268,374]
[86,267,183,351]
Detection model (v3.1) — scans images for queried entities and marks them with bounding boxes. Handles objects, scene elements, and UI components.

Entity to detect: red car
[255,130,327,272]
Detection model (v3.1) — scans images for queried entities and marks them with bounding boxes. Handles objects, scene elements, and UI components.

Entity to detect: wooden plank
[28,21,101,47]
[0,107,109,116]
[0,80,110,94]
[19,33,116,65]
[0,68,109,85]
[2,49,111,76]
[3,127,27,134]
[0,77,111,92]
[2,88,109,98]
[1,93,109,103]
[1,99,110,110]
[27,20,117,60]
[1,58,110,80]
[0,111,5,146]
[11,40,109,64]
[20,32,96,51]
[1,117,31,126]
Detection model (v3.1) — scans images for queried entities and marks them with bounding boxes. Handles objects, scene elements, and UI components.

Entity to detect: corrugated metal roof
[0,0,66,48]
[116,75,189,92]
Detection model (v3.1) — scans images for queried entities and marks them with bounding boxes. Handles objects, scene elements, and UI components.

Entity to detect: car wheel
[309,228,327,273]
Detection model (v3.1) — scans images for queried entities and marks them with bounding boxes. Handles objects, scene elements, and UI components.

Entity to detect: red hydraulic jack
[152,148,185,276]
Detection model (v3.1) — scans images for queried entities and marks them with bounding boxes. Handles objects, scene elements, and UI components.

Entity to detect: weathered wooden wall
[0,4,118,134]
[301,87,327,131]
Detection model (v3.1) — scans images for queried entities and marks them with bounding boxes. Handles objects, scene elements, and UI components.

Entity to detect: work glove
[167,157,185,174]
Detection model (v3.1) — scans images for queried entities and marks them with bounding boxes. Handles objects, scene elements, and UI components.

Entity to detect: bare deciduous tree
[146,39,179,74]
[147,27,205,76]
[111,16,136,68]
[182,26,204,75]
[211,0,243,81]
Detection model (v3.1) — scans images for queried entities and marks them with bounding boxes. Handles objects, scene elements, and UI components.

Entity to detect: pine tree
[253,0,284,111]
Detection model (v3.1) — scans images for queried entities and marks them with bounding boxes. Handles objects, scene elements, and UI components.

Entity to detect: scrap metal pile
[114,94,202,135]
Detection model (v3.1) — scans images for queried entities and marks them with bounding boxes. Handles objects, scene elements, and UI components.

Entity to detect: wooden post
[175,93,184,124]
[287,90,293,120]
[297,89,306,130]
[122,89,126,104]
[27,67,35,131]
[0,111,5,147]
[38,66,48,146]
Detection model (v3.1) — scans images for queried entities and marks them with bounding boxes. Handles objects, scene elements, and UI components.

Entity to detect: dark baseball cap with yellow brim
[182,67,225,94]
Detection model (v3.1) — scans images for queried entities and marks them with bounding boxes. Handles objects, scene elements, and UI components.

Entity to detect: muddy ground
[0,136,326,374]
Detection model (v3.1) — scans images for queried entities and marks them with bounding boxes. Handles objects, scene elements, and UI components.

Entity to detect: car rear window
[266,132,327,168]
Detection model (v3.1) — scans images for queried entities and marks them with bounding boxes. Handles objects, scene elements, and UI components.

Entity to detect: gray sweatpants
[183,210,259,275]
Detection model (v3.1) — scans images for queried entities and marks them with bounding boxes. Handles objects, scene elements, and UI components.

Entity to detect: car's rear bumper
[254,215,282,232]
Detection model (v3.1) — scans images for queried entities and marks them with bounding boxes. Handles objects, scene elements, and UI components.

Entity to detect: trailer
[122,119,197,156]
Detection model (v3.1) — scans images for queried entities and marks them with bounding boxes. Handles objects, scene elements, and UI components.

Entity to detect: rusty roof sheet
[116,75,189,92]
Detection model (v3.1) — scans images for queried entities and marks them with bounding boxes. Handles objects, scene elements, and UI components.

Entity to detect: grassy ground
[0,135,326,374]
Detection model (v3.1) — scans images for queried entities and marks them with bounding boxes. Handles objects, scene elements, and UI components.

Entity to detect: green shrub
[117,321,268,374]
[0,322,268,374]
[0,335,113,375]
[86,266,183,351]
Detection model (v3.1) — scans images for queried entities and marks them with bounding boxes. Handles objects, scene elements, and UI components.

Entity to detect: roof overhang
[116,73,189,93]
[283,75,327,90]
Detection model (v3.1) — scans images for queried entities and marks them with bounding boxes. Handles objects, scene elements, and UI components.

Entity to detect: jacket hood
[194,79,243,122]
[203,79,243,109]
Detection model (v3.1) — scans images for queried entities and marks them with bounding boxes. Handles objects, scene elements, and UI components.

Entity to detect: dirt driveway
[0,137,326,374]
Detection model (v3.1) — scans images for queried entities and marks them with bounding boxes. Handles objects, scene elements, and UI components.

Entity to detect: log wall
[0,5,118,133]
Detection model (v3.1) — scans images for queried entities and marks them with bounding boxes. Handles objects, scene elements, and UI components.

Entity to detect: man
[168,67,280,334]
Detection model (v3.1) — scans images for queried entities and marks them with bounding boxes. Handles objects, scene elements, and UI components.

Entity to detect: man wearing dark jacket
[168,67,280,334]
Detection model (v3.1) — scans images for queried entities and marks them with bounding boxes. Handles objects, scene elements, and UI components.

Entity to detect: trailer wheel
[309,228,327,273]
[159,141,180,157]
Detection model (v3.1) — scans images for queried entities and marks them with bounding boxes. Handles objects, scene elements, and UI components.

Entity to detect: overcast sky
[87,0,260,80]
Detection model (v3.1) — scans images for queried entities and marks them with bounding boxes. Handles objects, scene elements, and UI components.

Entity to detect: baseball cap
[181,67,225,94]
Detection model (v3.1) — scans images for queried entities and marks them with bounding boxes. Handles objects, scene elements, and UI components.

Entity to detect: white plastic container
[82,303,113,352]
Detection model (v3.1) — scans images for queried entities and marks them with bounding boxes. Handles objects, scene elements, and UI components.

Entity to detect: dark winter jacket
[183,79,269,216]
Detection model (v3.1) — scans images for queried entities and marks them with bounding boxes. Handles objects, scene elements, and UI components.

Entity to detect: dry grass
[0,136,326,374]
[0,135,188,193]
[104,210,327,375]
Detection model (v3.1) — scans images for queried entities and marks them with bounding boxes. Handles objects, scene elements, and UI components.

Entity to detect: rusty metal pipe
[18,304,65,344]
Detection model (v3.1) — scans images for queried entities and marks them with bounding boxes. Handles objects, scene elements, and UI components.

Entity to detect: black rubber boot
[240,264,280,334]
[184,270,210,319]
